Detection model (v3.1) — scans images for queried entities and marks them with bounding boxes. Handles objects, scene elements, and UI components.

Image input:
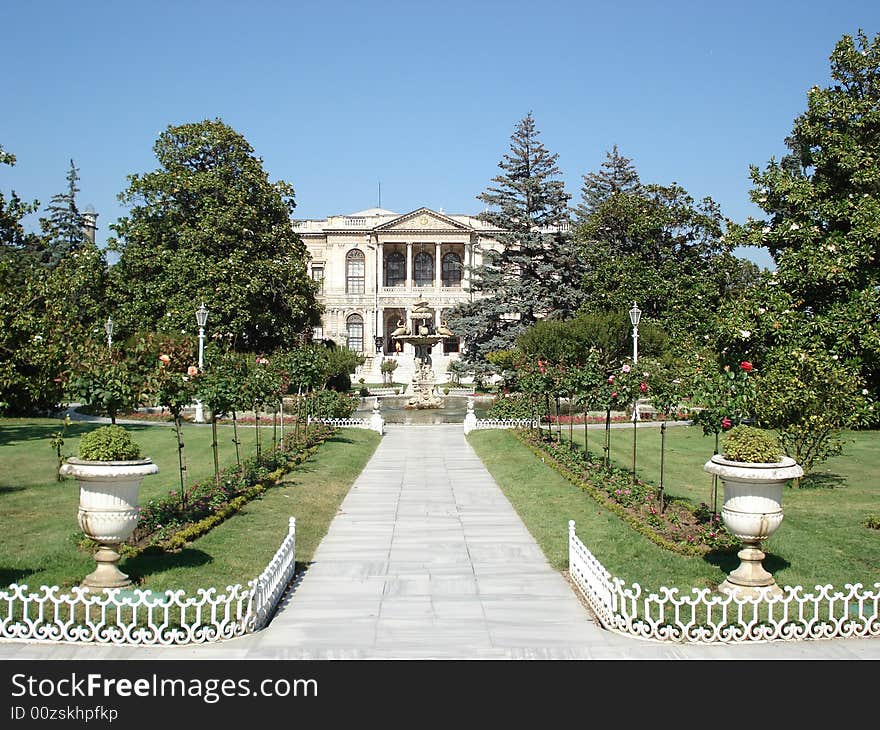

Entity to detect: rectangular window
[311,266,324,293]
[443,337,460,354]
[312,326,323,341]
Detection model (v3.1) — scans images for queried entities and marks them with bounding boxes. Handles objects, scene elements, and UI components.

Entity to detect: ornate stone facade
[294,207,503,382]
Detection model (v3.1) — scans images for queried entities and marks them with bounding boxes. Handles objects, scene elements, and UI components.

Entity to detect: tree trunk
[232,410,242,468]
[173,413,187,511]
[211,416,220,484]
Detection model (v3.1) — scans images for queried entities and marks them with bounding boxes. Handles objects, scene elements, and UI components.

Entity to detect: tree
[109,119,321,353]
[752,345,874,480]
[0,242,108,414]
[574,144,640,223]
[725,30,880,400]
[446,113,576,369]
[574,150,743,347]
[36,159,87,267]
[0,145,39,257]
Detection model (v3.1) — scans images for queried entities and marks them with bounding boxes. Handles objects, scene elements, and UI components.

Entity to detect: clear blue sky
[3,1,878,270]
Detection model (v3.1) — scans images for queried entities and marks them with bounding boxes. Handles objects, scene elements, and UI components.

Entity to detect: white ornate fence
[0,518,297,646]
[463,417,539,434]
[473,418,539,429]
[308,415,385,434]
[568,520,880,643]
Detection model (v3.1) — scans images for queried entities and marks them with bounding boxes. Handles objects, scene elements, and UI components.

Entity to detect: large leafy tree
[0,146,107,414]
[0,242,108,414]
[0,145,39,258]
[724,30,880,398]
[574,148,747,347]
[446,113,576,371]
[109,119,321,353]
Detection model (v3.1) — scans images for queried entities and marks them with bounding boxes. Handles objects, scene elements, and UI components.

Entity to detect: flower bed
[514,428,739,555]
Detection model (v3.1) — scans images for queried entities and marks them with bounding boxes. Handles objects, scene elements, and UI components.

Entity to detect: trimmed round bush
[721,425,782,463]
[78,425,143,461]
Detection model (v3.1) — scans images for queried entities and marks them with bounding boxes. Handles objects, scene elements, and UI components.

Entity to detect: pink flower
[621,364,631,373]
[256,356,269,365]
[611,391,618,399]
[740,361,753,372]
[187,365,198,376]
[639,382,648,393]
[607,375,615,384]
[721,417,732,430]
[159,354,170,365]
[537,359,546,374]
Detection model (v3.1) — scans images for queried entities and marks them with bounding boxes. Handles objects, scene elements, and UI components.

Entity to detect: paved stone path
[2,423,878,659]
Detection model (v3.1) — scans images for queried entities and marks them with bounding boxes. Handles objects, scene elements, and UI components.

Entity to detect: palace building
[293,206,503,383]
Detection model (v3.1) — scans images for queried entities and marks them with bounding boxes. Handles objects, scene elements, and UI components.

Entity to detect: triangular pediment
[375,207,472,232]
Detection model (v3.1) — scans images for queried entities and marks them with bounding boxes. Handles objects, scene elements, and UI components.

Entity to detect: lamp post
[194,303,208,423]
[629,301,641,483]
[104,316,114,349]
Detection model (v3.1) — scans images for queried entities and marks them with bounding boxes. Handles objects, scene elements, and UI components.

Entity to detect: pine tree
[574,144,640,222]
[37,159,86,267]
[447,113,574,370]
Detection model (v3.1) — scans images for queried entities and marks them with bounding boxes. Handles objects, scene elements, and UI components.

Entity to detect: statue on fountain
[391,300,450,409]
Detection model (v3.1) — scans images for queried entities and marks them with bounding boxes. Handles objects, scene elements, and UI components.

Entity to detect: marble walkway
[1,424,877,659]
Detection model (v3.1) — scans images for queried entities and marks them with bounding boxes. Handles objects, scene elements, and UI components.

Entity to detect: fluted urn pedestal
[703,454,803,599]
[59,458,159,590]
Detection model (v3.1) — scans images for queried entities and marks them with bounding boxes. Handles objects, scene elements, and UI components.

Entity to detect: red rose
[611,391,618,399]
[740,361,753,372]
[721,417,732,430]
[639,382,648,393]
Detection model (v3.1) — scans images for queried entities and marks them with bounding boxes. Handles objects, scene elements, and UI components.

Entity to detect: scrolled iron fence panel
[473,419,540,430]
[568,520,880,644]
[0,519,297,646]
[307,417,370,428]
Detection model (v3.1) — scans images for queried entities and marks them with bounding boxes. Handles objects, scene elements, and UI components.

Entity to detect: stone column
[376,240,383,291]
[434,242,441,289]
[406,242,413,292]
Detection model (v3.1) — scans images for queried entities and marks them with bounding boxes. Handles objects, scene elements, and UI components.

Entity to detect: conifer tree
[574,144,640,222]
[447,113,575,372]
[37,159,87,267]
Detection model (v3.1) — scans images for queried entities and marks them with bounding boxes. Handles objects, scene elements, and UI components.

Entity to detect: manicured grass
[122,429,381,592]
[0,417,379,593]
[468,425,880,592]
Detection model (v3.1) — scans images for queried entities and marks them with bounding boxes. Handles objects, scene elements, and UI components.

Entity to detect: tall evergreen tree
[37,159,87,267]
[446,113,575,371]
[574,144,640,222]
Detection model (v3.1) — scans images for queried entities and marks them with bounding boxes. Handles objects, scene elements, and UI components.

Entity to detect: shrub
[487,393,542,420]
[310,389,359,418]
[78,425,142,461]
[359,386,370,398]
[753,346,874,474]
[721,425,781,463]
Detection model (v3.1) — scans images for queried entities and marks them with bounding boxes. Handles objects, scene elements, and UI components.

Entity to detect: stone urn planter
[704,426,803,599]
[59,426,158,590]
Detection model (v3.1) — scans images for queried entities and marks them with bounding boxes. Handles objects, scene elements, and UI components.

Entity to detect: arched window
[346,249,365,294]
[346,314,364,352]
[414,251,433,287]
[442,252,462,287]
[384,251,405,287]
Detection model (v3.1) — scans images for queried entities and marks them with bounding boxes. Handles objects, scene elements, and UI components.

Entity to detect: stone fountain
[391,300,451,409]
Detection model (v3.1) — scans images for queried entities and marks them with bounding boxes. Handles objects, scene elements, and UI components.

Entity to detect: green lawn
[0,418,379,593]
[468,425,880,592]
